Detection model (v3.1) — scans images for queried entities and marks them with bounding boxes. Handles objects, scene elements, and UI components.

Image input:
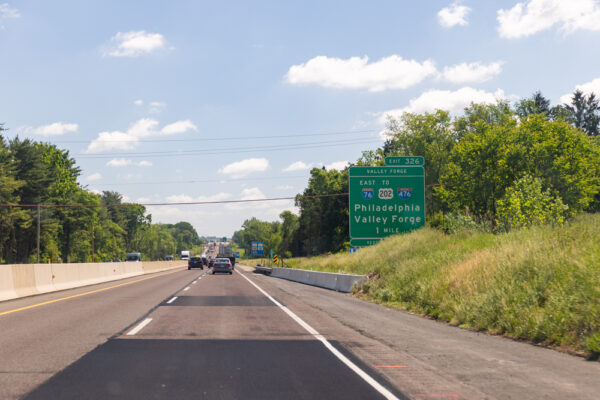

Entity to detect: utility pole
[91,220,95,262]
[36,205,40,263]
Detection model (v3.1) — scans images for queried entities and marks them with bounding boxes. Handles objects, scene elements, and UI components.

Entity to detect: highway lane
[0,266,196,399]
[4,261,600,399]
[5,265,401,400]
[245,266,600,400]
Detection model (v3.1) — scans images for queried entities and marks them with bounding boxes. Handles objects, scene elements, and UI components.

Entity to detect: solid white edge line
[235,270,399,400]
[183,286,190,291]
[126,318,152,336]
[167,296,178,304]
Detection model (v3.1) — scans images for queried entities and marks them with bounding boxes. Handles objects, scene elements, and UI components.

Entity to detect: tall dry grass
[287,214,600,355]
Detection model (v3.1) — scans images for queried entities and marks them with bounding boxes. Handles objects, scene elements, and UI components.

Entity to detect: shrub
[497,174,569,231]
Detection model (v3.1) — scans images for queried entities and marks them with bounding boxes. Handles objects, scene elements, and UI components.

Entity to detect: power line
[77,138,376,158]
[0,193,349,208]
[48,129,379,144]
[89,175,309,186]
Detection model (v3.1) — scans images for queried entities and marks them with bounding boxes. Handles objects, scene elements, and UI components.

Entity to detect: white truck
[181,250,190,260]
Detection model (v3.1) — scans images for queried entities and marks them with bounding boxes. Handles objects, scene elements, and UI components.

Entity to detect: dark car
[201,256,208,266]
[188,256,204,270]
[165,255,174,261]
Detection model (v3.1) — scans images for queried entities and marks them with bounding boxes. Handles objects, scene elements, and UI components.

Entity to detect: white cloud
[497,0,600,39]
[86,173,102,182]
[277,185,294,190]
[560,77,600,104]
[104,30,168,57]
[149,101,167,114]
[166,193,232,203]
[438,1,471,28]
[26,122,78,136]
[136,197,152,203]
[441,61,504,84]
[107,158,133,167]
[85,118,197,153]
[90,189,102,195]
[378,87,506,123]
[218,158,269,179]
[0,3,20,18]
[137,160,153,167]
[133,99,143,105]
[325,161,350,171]
[286,55,437,92]
[161,120,197,135]
[240,187,265,200]
[283,161,314,172]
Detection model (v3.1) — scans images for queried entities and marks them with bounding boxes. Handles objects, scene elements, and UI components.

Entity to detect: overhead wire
[47,129,379,144]
[77,137,377,158]
[0,192,349,208]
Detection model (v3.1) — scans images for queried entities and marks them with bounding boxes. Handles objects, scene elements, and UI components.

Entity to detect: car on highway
[212,257,233,275]
[165,255,174,261]
[126,252,142,262]
[188,256,204,270]
[201,256,208,266]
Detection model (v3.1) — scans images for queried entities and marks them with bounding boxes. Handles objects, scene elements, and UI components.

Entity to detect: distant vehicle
[113,259,122,262]
[188,256,204,270]
[217,244,236,268]
[181,250,190,260]
[212,258,233,275]
[126,252,142,262]
[165,255,174,261]
[201,256,208,266]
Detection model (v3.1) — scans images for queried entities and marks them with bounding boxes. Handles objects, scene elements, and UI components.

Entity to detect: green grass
[286,214,600,356]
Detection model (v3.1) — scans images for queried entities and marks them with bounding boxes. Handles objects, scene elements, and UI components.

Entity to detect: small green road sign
[384,156,425,167]
[349,165,425,247]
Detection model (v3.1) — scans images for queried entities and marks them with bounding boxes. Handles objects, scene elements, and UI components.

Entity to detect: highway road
[1,262,599,399]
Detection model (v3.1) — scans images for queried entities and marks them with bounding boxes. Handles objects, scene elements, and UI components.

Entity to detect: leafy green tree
[439,114,600,224]
[278,210,299,257]
[233,217,281,256]
[379,110,456,216]
[515,91,551,119]
[497,174,569,230]
[565,90,600,136]
[294,167,348,255]
[0,133,29,262]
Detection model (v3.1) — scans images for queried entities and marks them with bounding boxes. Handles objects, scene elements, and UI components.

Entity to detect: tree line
[0,131,202,263]
[233,90,600,257]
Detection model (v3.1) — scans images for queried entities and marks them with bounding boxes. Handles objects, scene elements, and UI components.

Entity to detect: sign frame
[349,165,425,247]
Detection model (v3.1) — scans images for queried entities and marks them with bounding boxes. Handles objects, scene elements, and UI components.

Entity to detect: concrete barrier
[269,267,366,293]
[0,261,186,302]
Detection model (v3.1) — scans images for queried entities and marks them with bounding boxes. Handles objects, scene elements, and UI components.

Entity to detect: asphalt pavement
[1,263,599,399]
[2,266,398,400]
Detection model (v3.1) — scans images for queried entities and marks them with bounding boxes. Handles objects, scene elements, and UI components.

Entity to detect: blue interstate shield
[362,188,374,200]
[397,188,412,200]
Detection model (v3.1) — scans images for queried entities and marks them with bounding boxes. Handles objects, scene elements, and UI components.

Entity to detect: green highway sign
[349,165,425,247]
[385,156,425,167]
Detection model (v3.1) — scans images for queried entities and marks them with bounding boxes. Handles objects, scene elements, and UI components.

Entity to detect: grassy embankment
[286,214,600,356]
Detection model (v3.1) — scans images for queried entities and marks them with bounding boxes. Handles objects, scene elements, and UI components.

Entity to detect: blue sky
[2,0,600,236]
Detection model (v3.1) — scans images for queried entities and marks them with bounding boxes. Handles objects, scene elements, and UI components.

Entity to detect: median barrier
[0,261,186,302]
[12,265,39,298]
[269,267,366,293]
[0,265,17,301]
